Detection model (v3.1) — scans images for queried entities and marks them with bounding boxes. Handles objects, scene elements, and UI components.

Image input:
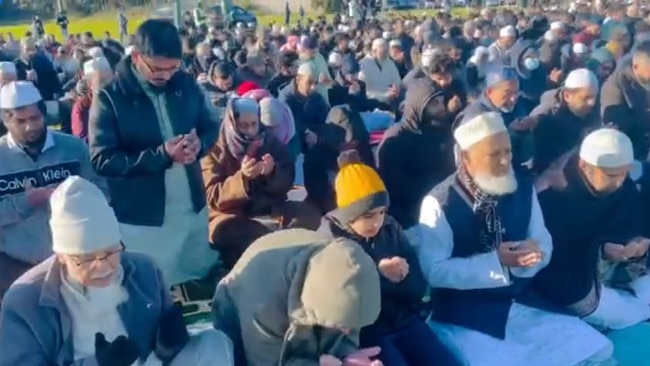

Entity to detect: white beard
[474,168,518,196]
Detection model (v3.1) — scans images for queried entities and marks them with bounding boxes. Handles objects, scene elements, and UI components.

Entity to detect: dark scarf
[457,165,502,253]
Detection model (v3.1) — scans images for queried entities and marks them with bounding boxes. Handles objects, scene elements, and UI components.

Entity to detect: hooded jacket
[318,214,427,336]
[212,229,381,366]
[505,40,547,109]
[530,88,601,174]
[378,80,455,229]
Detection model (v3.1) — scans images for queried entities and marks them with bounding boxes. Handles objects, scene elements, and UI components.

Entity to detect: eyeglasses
[139,56,180,77]
[70,242,125,267]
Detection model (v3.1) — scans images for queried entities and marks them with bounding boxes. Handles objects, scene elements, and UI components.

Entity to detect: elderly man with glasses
[0,176,233,366]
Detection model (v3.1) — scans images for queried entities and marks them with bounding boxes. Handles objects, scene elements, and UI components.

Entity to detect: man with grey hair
[601,40,650,184]
[0,62,17,88]
[359,38,401,109]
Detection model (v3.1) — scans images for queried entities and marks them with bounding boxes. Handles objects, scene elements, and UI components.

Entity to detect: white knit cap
[50,176,120,255]
[372,38,387,49]
[572,42,589,54]
[564,68,598,89]
[499,25,516,37]
[83,57,111,76]
[550,21,564,31]
[328,52,343,66]
[0,61,16,74]
[579,128,633,168]
[389,39,402,48]
[454,112,508,150]
[87,46,104,58]
[0,81,42,109]
[382,31,392,40]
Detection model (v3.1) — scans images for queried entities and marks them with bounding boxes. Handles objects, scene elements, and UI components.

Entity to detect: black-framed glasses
[70,242,125,267]
[140,56,180,76]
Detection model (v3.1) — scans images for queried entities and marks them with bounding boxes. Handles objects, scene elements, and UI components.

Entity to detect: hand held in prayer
[378,257,408,283]
[305,130,318,147]
[387,86,399,99]
[94,333,139,366]
[320,354,343,366]
[24,181,55,207]
[154,305,191,362]
[26,69,37,81]
[348,82,361,94]
[319,73,332,84]
[603,243,628,262]
[447,95,462,114]
[498,242,543,268]
[343,347,382,366]
[180,129,201,164]
[260,154,275,176]
[241,156,262,178]
[164,135,186,163]
[624,238,650,259]
[549,68,564,84]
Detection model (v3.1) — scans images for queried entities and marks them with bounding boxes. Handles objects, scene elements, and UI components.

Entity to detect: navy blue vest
[430,174,541,339]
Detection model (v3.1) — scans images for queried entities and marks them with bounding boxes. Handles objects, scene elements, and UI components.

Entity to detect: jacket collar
[6,129,54,153]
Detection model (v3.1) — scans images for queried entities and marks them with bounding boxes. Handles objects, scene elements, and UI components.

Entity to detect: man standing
[88,19,220,286]
[0,81,104,302]
[412,112,615,365]
[118,9,129,44]
[56,11,69,40]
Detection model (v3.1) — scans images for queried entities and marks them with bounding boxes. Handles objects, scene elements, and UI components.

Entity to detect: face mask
[523,58,540,71]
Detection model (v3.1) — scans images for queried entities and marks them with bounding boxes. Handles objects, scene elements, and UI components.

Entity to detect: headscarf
[259,97,295,145]
[222,98,264,161]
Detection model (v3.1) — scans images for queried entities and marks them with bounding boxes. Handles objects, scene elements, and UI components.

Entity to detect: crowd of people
[0,2,649,365]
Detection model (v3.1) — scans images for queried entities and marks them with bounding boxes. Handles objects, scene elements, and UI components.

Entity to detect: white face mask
[523,57,540,71]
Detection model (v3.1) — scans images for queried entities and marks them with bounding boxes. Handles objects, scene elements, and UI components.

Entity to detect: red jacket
[71,94,92,142]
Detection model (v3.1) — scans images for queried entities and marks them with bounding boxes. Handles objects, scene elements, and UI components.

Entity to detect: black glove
[154,305,190,362]
[94,333,139,366]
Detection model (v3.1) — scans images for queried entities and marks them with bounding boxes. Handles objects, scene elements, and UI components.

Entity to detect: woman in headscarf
[201,98,321,269]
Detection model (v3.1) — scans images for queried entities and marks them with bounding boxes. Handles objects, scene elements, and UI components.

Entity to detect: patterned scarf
[222,102,265,161]
[457,165,503,253]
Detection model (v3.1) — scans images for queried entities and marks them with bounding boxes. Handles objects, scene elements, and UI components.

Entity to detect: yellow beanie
[333,151,388,223]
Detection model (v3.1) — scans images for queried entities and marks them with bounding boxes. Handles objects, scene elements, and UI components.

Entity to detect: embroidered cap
[564,68,598,89]
[579,128,633,168]
[0,81,42,110]
[454,112,508,150]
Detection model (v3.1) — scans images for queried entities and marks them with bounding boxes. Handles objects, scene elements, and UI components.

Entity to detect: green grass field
[0,8,473,40]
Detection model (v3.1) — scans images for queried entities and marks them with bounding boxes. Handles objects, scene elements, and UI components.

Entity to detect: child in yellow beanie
[318,150,461,366]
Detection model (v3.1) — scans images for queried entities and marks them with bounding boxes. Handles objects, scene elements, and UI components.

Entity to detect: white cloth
[412,186,613,365]
[168,329,234,366]
[0,81,41,109]
[584,278,650,330]
[59,271,128,361]
[429,303,613,366]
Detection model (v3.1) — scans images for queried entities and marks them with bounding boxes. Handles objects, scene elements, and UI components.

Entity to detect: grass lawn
[0,8,474,41]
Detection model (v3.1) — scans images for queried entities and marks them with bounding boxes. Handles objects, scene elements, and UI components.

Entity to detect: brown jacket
[202,132,295,238]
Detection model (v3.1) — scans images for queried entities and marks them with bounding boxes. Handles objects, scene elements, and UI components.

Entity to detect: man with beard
[531,68,601,175]
[533,128,650,331]
[455,65,534,169]
[14,38,61,100]
[0,176,233,366]
[601,40,650,167]
[425,53,467,126]
[0,81,104,303]
[359,38,401,111]
[88,19,220,287]
[411,112,615,366]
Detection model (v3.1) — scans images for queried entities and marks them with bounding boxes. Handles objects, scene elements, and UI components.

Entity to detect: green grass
[0,8,475,40]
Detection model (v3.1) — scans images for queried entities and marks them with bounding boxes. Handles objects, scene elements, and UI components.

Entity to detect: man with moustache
[0,177,233,366]
[88,19,220,286]
[0,81,104,304]
[410,112,615,366]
